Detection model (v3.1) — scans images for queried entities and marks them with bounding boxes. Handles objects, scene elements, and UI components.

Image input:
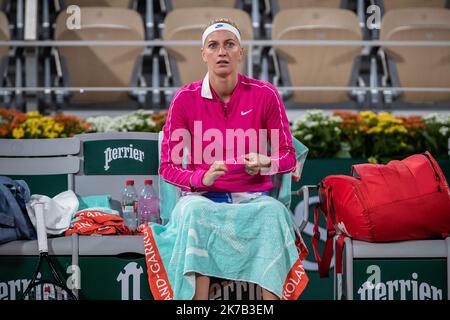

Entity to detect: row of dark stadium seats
[0,1,449,111]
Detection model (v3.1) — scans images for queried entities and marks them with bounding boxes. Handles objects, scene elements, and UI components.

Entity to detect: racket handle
[35,203,48,253]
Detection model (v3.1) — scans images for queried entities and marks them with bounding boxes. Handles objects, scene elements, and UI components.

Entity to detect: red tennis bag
[312,151,450,277]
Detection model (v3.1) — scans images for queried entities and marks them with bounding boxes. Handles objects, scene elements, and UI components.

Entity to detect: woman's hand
[242,153,271,175]
[202,161,228,186]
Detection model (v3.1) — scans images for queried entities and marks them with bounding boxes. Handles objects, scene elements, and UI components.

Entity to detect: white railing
[0,39,449,96]
[0,40,450,47]
[3,86,450,93]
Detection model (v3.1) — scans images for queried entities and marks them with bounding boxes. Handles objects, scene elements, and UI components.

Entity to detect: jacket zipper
[222,103,228,119]
[422,152,441,191]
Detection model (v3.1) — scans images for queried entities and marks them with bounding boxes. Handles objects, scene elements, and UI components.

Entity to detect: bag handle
[334,234,346,275]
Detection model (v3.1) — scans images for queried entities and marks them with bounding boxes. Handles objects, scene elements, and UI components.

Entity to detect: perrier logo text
[104,145,145,171]
[358,264,443,300]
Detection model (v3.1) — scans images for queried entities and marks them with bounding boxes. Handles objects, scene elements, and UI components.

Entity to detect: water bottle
[138,179,161,225]
[122,179,138,232]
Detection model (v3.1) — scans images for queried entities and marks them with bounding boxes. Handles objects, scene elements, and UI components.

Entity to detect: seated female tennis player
[148,18,308,300]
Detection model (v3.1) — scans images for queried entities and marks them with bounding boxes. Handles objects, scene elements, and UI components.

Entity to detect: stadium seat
[53,7,145,104]
[380,8,450,103]
[272,8,363,104]
[382,0,448,12]
[0,10,10,104]
[62,0,131,7]
[0,10,9,63]
[167,0,237,9]
[162,7,253,86]
[272,0,345,12]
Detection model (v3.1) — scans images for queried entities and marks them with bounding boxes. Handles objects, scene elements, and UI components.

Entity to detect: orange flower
[359,125,369,133]
[333,111,360,128]
[0,126,8,137]
[52,114,91,137]
[150,111,168,131]
[398,115,425,130]
[0,108,26,138]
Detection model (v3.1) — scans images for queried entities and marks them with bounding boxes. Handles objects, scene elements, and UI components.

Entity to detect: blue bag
[0,176,37,244]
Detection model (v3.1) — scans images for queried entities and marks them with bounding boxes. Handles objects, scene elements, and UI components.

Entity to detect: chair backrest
[74,132,160,211]
[0,138,81,197]
[276,0,342,11]
[170,0,237,8]
[54,7,145,103]
[157,131,308,224]
[269,136,308,209]
[0,138,80,156]
[383,0,447,12]
[64,0,131,7]
[158,131,178,225]
[0,11,9,59]
[380,8,450,102]
[272,8,362,103]
[163,7,253,85]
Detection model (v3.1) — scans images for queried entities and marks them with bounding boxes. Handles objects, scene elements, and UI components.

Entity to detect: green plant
[291,110,344,158]
[86,110,166,133]
[420,113,450,157]
[292,110,449,163]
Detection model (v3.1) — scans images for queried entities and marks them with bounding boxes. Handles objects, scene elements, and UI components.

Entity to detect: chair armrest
[268,48,293,100]
[292,185,317,232]
[377,48,401,103]
[348,55,367,105]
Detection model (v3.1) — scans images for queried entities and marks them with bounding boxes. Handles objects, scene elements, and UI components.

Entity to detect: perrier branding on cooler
[83,139,159,175]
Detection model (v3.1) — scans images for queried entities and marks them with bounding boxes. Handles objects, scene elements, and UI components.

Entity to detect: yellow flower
[385,125,407,134]
[46,131,59,139]
[368,156,378,164]
[12,127,25,139]
[26,111,42,119]
[30,125,42,136]
[367,126,383,134]
[54,123,64,133]
[378,112,403,126]
[11,113,66,139]
[360,111,377,119]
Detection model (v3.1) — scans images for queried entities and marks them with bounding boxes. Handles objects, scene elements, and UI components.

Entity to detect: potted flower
[86,110,166,133]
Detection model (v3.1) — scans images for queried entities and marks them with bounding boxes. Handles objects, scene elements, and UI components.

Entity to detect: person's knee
[260,198,286,217]
[176,198,209,221]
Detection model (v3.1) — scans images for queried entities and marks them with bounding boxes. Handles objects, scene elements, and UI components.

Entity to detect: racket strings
[21,256,78,301]
[22,281,73,300]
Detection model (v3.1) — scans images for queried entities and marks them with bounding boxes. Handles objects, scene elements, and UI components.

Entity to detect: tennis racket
[21,202,77,300]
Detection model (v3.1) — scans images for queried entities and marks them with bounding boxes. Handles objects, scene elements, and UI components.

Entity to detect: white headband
[202,22,241,46]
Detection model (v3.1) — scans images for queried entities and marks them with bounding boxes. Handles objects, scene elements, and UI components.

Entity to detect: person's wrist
[202,172,210,186]
[191,169,208,190]
[260,156,271,168]
[260,157,275,175]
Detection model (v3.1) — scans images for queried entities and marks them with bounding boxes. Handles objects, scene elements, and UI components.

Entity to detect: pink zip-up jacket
[159,73,296,192]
